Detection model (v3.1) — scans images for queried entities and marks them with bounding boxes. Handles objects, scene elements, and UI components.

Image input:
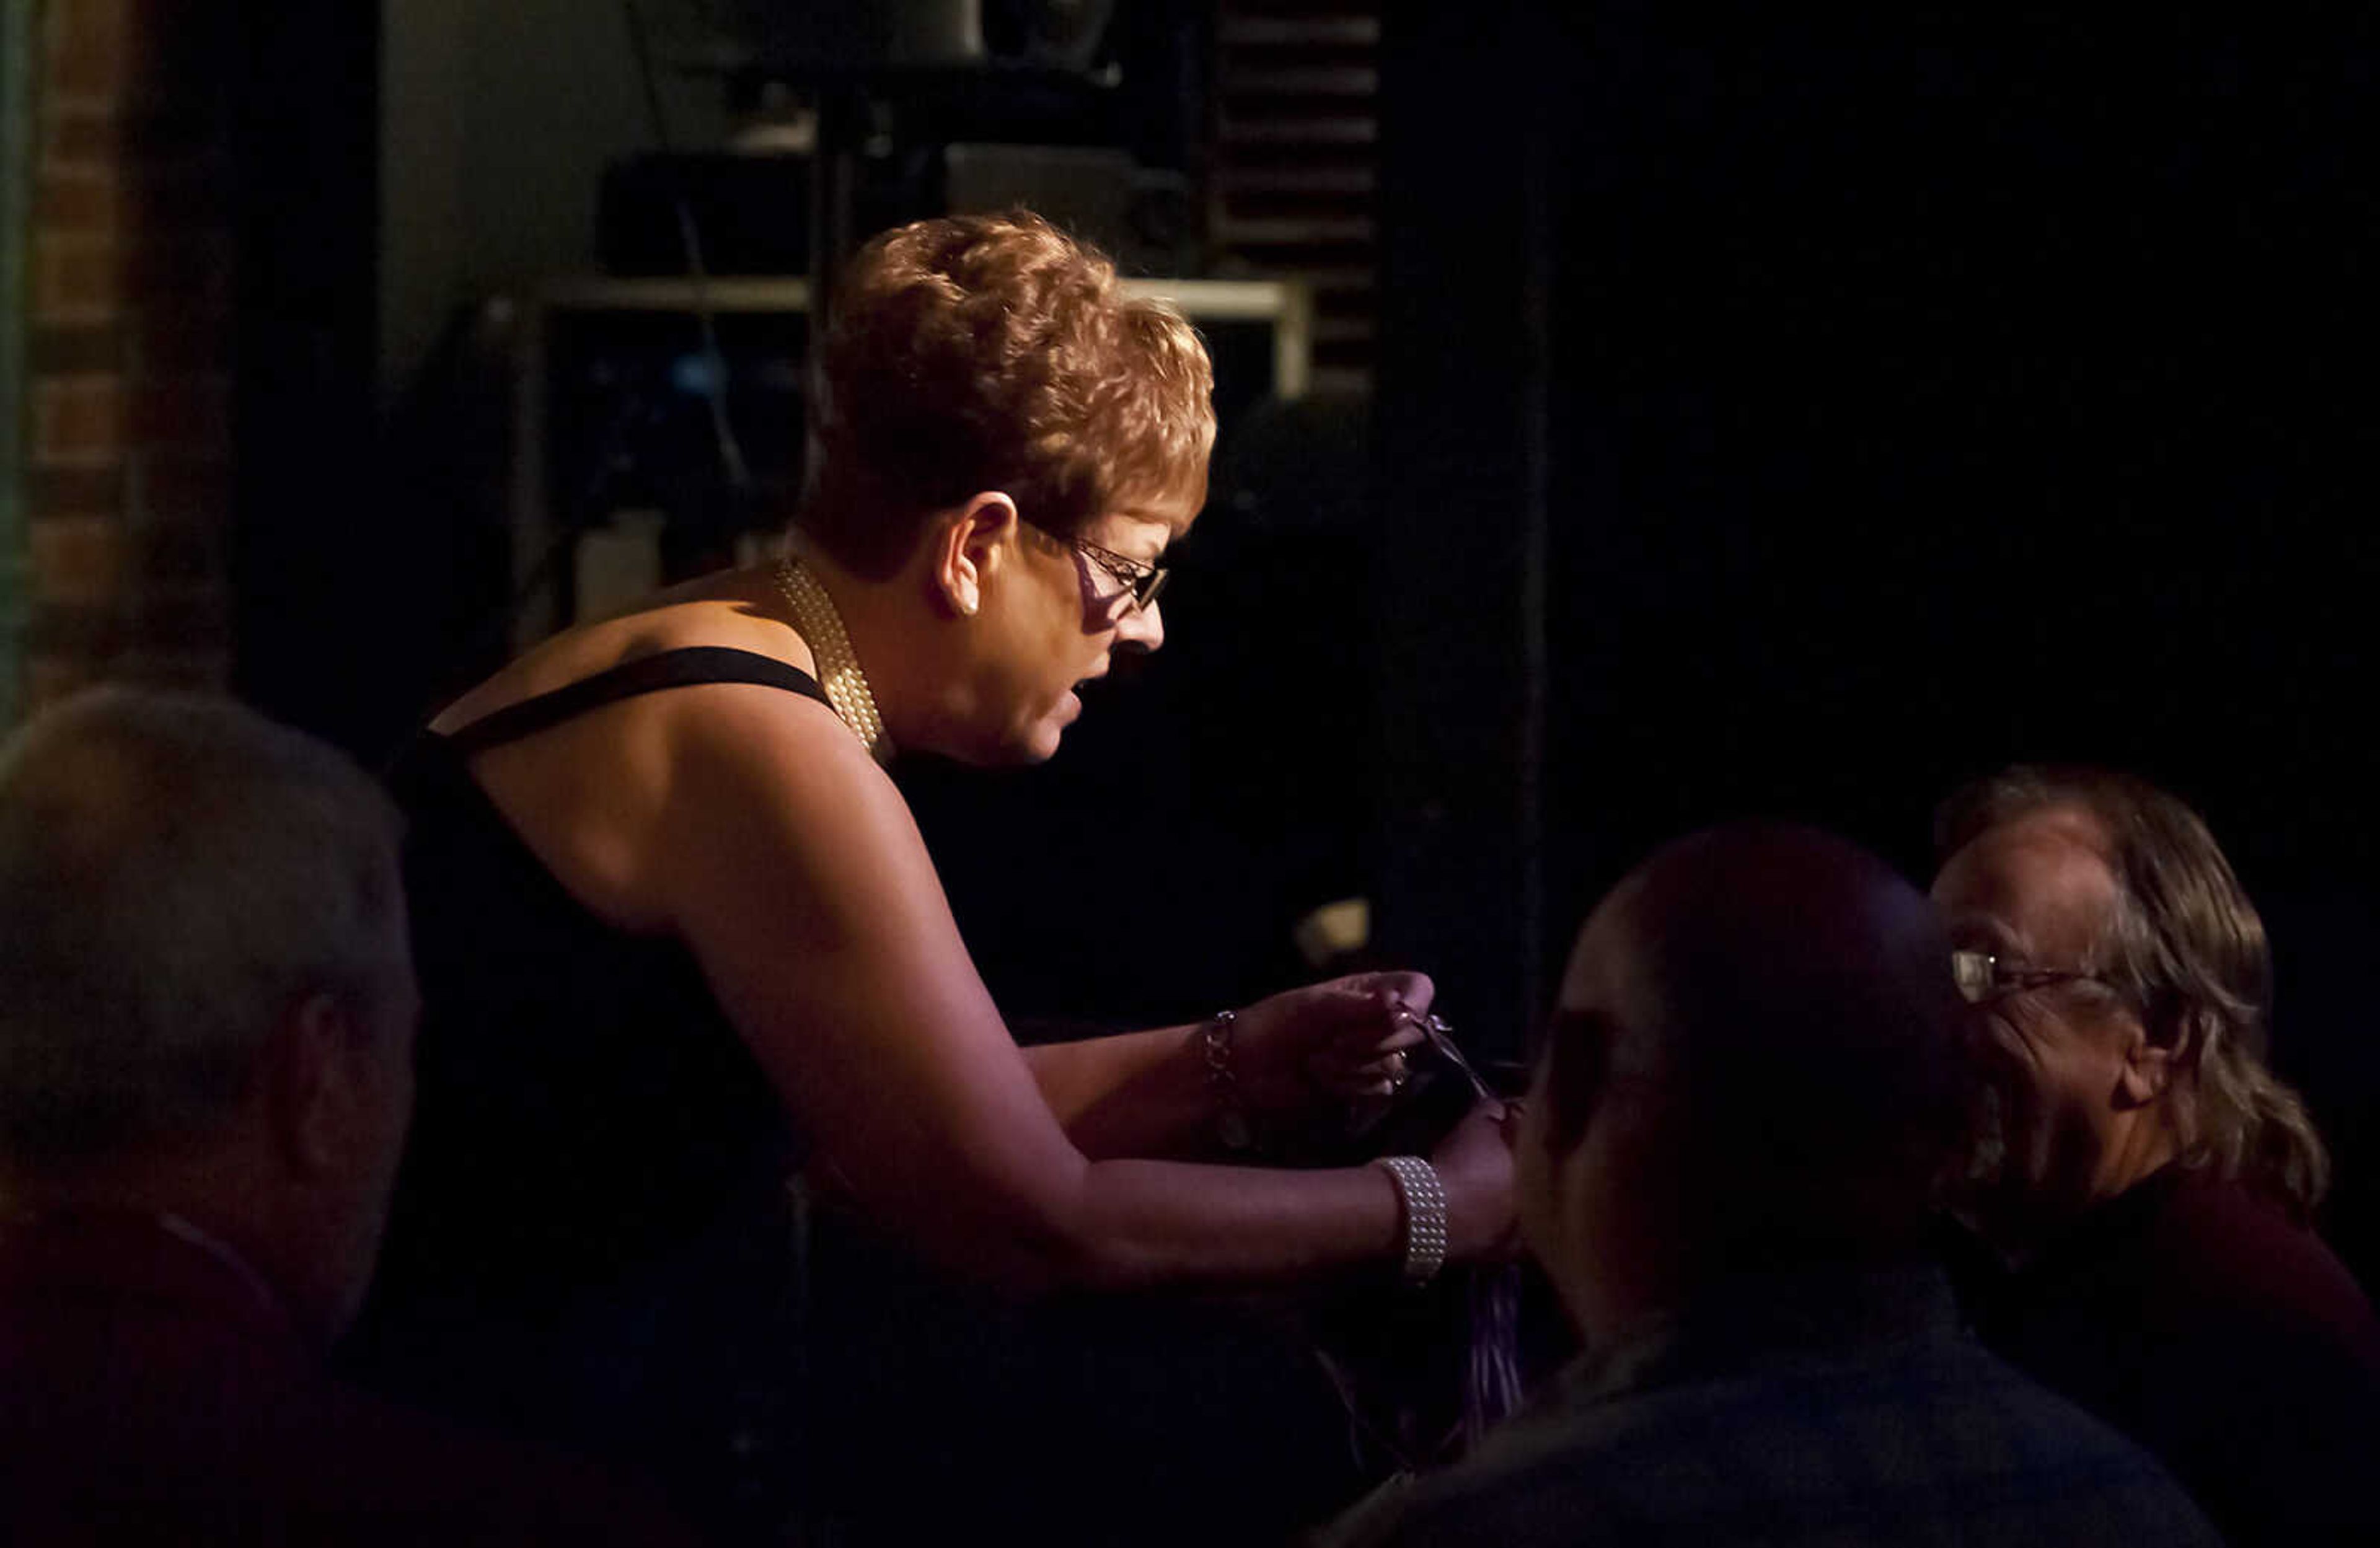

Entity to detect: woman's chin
[955,689,1083,766]
[1029,690,1083,757]
[982,706,1071,767]
[1026,707,1073,762]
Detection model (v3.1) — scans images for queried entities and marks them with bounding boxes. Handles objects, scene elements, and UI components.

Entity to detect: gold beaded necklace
[773,557,894,763]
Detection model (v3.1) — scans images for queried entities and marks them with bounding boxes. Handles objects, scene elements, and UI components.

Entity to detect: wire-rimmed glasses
[1950,948,2106,1006]
[1020,521,1170,613]
[1072,536,1168,612]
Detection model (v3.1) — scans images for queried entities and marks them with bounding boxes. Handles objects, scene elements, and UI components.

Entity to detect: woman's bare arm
[643,690,1505,1293]
[1020,1029,1212,1160]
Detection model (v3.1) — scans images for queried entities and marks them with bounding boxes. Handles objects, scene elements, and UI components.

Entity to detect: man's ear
[930,491,1018,618]
[2115,1013,2177,1109]
[263,991,364,1178]
[1533,1006,1615,1158]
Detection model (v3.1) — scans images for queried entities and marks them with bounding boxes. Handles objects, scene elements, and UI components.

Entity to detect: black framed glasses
[1020,520,1170,613]
[1950,948,2105,1006]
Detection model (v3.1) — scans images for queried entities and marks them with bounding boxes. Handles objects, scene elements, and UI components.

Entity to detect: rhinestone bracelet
[1377,1154,1450,1285]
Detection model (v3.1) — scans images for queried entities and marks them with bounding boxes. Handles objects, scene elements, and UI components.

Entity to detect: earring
[957,595,978,617]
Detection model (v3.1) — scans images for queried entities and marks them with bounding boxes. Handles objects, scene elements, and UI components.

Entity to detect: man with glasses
[1932,766,2380,1545]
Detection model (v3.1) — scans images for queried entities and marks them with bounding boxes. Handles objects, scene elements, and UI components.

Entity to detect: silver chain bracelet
[1201,1009,1255,1151]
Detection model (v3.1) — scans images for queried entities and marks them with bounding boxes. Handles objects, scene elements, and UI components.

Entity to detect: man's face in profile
[1519,894,1657,1339]
[1931,806,2148,1239]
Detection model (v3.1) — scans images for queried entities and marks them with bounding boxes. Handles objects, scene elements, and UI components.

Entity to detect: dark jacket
[1322,1262,2219,1548]
[1952,1164,2380,1546]
[0,1210,695,1547]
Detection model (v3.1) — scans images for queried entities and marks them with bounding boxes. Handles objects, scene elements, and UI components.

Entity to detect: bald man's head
[0,688,418,1345]
[0,687,410,1164]
[1520,825,1971,1336]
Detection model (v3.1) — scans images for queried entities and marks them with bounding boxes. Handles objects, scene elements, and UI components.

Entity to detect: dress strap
[440,646,832,757]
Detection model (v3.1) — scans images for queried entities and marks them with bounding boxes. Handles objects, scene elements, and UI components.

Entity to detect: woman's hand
[1227,970,1436,1125]
[1432,1097,1522,1261]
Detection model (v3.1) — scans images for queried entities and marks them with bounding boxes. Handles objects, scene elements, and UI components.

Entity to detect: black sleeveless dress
[343,648,831,1545]
[346,646,1379,1547]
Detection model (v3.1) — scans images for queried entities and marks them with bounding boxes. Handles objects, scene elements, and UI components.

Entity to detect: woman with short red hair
[346,212,1514,1539]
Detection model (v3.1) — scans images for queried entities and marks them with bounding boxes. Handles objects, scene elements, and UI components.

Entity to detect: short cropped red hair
[800,211,1215,576]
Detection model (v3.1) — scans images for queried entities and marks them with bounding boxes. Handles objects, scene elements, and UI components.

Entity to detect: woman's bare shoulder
[620,649,933,958]
[429,571,870,930]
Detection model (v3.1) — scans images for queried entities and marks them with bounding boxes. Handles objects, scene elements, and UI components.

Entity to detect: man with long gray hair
[1933,765,2380,1544]
[0,687,688,1544]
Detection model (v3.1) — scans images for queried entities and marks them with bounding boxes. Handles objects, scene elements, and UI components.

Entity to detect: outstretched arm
[651,692,1510,1293]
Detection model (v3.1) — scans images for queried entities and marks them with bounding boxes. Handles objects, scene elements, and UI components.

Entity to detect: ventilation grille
[1209,2,1380,394]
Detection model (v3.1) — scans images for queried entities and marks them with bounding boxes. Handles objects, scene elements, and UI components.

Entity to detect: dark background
[232,6,2380,1280]
[1373,4,2380,1275]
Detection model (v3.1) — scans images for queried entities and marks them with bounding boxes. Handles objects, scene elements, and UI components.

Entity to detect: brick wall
[16,0,234,713]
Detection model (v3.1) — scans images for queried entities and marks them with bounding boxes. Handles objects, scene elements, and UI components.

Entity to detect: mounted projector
[710,0,1118,72]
